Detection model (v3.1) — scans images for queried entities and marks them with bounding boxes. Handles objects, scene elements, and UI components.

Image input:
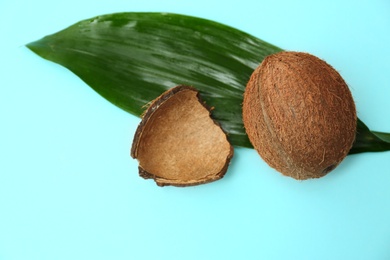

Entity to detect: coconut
[131,85,233,186]
[242,51,357,180]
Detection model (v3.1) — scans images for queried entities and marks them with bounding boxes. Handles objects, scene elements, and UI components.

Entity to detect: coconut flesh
[131,85,233,187]
[243,51,357,180]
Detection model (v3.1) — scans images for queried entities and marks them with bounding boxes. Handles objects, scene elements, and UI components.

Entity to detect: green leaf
[349,119,390,154]
[26,12,390,154]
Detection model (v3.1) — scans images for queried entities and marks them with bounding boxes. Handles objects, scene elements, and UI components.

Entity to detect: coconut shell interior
[131,85,233,187]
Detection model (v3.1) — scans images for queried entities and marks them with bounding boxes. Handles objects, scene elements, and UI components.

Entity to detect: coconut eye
[322,164,337,174]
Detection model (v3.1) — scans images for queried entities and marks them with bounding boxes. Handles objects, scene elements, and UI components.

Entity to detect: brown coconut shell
[243,51,357,180]
[131,85,234,187]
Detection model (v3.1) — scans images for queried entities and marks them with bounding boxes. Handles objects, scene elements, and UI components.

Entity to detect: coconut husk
[243,51,357,180]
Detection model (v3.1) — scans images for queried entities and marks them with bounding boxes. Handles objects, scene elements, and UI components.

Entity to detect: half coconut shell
[131,85,234,187]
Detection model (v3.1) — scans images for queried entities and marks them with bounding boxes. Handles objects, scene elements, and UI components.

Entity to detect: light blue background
[1,1,390,259]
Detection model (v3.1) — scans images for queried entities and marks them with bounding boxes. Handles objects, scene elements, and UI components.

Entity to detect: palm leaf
[26,12,390,154]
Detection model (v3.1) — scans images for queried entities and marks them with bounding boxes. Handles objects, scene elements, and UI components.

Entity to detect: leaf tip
[25,38,51,58]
